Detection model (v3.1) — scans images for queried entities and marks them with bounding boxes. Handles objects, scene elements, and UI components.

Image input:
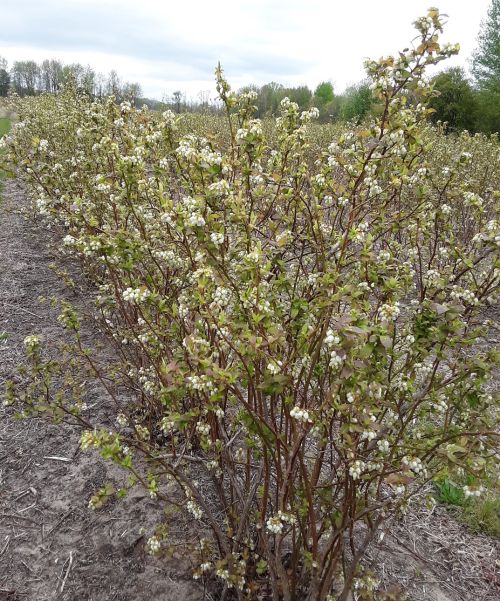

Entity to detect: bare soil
[0,179,498,600]
[0,180,202,601]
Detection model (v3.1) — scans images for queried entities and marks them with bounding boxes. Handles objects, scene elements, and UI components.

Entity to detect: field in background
[0,117,10,137]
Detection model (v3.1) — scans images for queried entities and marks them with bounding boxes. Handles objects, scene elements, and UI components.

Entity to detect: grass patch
[463,496,500,537]
[0,117,11,194]
[0,117,10,138]
[434,476,500,538]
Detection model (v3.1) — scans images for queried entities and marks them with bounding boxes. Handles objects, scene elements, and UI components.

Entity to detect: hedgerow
[2,9,499,600]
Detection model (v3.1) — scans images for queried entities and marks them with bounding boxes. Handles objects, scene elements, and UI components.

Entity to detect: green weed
[0,117,10,138]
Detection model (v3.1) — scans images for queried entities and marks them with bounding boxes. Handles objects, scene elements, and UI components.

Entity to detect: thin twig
[1,301,43,319]
[0,535,10,557]
[46,509,73,538]
[59,550,74,593]
[0,512,38,523]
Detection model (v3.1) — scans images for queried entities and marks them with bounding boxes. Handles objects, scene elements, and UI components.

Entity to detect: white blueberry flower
[116,413,127,427]
[267,360,282,375]
[122,287,151,303]
[196,422,211,436]
[187,499,203,519]
[290,406,312,423]
[463,485,485,498]
[324,329,340,346]
[24,335,41,349]
[329,350,343,369]
[378,302,400,322]
[266,515,283,534]
[349,460,366,480]
[377,439,390,453]
[147,536,161,554]
[402,456,425,475]
[266,511,296,535]
[210,232,224,246]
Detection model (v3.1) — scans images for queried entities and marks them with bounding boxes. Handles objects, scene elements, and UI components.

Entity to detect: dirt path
[0,180,202,601]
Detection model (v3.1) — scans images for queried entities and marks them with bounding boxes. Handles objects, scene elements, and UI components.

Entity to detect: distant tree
[80,66,96,96]
[0,56,9,96]
[340,81,374,123]
[471,0,500,133]
[11,60,40,95]
[258,82,284,116]
[40,59,63,93]
[0,69,9,96]
[122,82,142,106]
[472,0,500,91]
[475,87,500,133]
[172,90,183,113]
[106,70,122,98]
[313,81,334,106]
[428,67,478,131]
[311,82,335,121]
[63,63,86,89]
[94,72,106,98]
[284,85,312,112]
[198,89,212,110]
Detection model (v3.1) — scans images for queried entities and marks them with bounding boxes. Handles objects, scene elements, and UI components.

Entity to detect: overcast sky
[0,0,491,101]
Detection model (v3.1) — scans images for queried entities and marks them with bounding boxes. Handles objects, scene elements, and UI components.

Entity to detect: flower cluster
[289,406,312,424]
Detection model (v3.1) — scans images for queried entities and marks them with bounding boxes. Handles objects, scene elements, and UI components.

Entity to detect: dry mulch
[368,493,499,600]
[0,179,498,600]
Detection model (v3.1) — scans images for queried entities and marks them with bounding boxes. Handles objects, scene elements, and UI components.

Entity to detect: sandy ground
[0,180,202,601]
[0,178,497,601]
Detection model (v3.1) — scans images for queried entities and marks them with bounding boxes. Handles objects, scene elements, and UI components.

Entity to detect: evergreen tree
[472,0,500,91]
[472,0,500,132]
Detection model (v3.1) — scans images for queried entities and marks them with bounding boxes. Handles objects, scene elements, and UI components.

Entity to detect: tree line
[161,79,375,124]
[0,57,142,105]
[0,54,377,124]
[1,0,498,132]
[427,0,499,134]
